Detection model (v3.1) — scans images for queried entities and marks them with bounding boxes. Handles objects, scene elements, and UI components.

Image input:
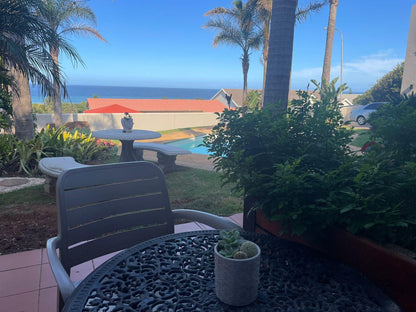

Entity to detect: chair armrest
[172,209,241,230]
[47,237,75,302]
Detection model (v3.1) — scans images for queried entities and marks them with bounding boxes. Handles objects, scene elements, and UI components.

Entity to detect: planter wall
[250,210,416,312]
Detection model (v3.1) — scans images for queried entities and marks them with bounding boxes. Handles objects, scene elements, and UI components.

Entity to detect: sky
[58,0,415,93]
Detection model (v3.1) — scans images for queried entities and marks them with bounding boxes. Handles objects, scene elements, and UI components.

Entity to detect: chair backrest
[56,161,174,274]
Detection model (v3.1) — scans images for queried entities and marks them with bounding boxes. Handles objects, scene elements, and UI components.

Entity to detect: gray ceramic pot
[214,242,260,306]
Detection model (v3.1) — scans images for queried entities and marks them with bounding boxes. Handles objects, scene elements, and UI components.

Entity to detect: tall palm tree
[204,0,263,106]
[40,0,106,127]
[251,0,328,95]
[0,0,65,139]
[321,0,339,84]
[262,0,298,110]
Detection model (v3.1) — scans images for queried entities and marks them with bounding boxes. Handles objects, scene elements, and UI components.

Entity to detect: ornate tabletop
[92,129,161,162]
[63,231,400,312]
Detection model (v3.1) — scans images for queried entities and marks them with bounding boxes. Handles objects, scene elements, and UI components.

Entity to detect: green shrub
[0,134,20,176]
[205,81,416,251]
[204,81,353,235]
[354,62,403,105]
[368,94,416,162]
[0,86,13,131]
[0,126,117,176]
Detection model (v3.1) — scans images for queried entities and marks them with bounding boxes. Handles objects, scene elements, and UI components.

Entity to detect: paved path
[0,177,44,194]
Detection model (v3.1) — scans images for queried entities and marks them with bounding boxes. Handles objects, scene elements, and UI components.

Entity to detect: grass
[351,129,372,148]
[0,184,54,214]
[0,167,242,217]
[0,166,242,254]
[166,167,242,216]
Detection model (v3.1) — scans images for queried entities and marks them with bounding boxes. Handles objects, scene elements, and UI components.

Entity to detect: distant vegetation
[354,62,403,105]
[32,97,88,114]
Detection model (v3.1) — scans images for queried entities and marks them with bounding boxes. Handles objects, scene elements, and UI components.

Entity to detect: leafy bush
[246,90,262,111]
[334,152,416,251]
[0,126,117,176]
[354,63,403,105]
[368,95,416,162]
[0,134,20,175]
[204,81,353,235]
[204,81,416,251]
[0,86,13,131]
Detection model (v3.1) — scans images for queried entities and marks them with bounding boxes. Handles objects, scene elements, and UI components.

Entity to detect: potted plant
[121,112,133,132]
[214,230,260,306]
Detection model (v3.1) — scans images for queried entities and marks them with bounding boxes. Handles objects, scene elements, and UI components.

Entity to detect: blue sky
[59,0,414,93]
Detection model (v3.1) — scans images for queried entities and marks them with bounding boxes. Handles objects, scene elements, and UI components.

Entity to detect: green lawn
[166,167,242,216]
[351,129,372,148]
[0,167,243,217]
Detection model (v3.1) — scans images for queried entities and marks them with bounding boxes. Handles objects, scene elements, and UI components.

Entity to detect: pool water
[166,135,209,155]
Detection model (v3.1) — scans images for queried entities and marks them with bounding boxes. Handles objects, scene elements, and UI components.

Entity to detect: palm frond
[59,24,107,42]
[0,0,67,96]
[296,1,329,23]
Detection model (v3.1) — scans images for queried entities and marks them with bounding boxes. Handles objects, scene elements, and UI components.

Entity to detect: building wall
[35,112,219,131]
[401,5,416,96]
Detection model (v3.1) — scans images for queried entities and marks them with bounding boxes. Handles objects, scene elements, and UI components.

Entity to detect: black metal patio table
[63,230,400,312]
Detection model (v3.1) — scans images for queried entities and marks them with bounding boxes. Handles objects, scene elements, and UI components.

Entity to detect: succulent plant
[217,230,259,259]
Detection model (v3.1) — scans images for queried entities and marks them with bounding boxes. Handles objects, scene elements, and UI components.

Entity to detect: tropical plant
[321,0,339,84]
[354,63,404,105]
[204,80,353,235]
[368,94,416,163]
[0,73,13,131]
[204,0,263,106]
[246,90,262,110]
[0,134,20,176]
[206,80,416,251]
[38,0,106,127]
[0,0,65,139]
[0,126,117,176]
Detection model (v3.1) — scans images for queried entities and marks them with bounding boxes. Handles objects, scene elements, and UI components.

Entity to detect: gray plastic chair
[46,161,240,310]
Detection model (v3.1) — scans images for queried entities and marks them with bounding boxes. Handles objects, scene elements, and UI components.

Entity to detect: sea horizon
[30,85,220,104]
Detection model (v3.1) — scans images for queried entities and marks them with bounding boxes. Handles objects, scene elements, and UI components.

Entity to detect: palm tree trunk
[321,0,339,84]
[10,66,34,140]
[242,51,250,106]
[50,46,63,127]
[261,19,270,101]
[263,0,298,110]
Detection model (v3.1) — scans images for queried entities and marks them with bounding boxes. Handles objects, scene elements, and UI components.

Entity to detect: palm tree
[0,0,65,139]
[251,0,328,95]
[321,0,339,84]
[204,0,263,106]
[40,0,106,127]
[262,0,298,110]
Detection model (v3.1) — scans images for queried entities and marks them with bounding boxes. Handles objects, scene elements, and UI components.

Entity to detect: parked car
[350,102,387,125]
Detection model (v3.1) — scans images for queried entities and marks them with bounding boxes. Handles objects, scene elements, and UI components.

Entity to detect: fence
[35,112,219,132]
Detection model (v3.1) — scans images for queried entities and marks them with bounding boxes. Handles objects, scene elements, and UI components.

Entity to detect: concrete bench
[133,142,191,173]
[38,157,90,193]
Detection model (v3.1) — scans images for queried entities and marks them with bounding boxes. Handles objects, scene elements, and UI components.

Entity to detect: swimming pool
[166,135,209,155]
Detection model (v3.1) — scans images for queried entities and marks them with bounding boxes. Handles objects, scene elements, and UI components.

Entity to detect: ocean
[30,85,219,104]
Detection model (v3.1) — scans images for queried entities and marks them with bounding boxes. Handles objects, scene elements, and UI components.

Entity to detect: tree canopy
[354,63,404,105]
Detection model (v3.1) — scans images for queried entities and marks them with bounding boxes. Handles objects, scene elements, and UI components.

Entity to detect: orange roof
[84,104,141,114]
[86,98,228,113]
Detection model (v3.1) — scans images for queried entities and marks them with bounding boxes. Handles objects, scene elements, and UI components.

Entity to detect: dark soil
[0,204,57,255]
